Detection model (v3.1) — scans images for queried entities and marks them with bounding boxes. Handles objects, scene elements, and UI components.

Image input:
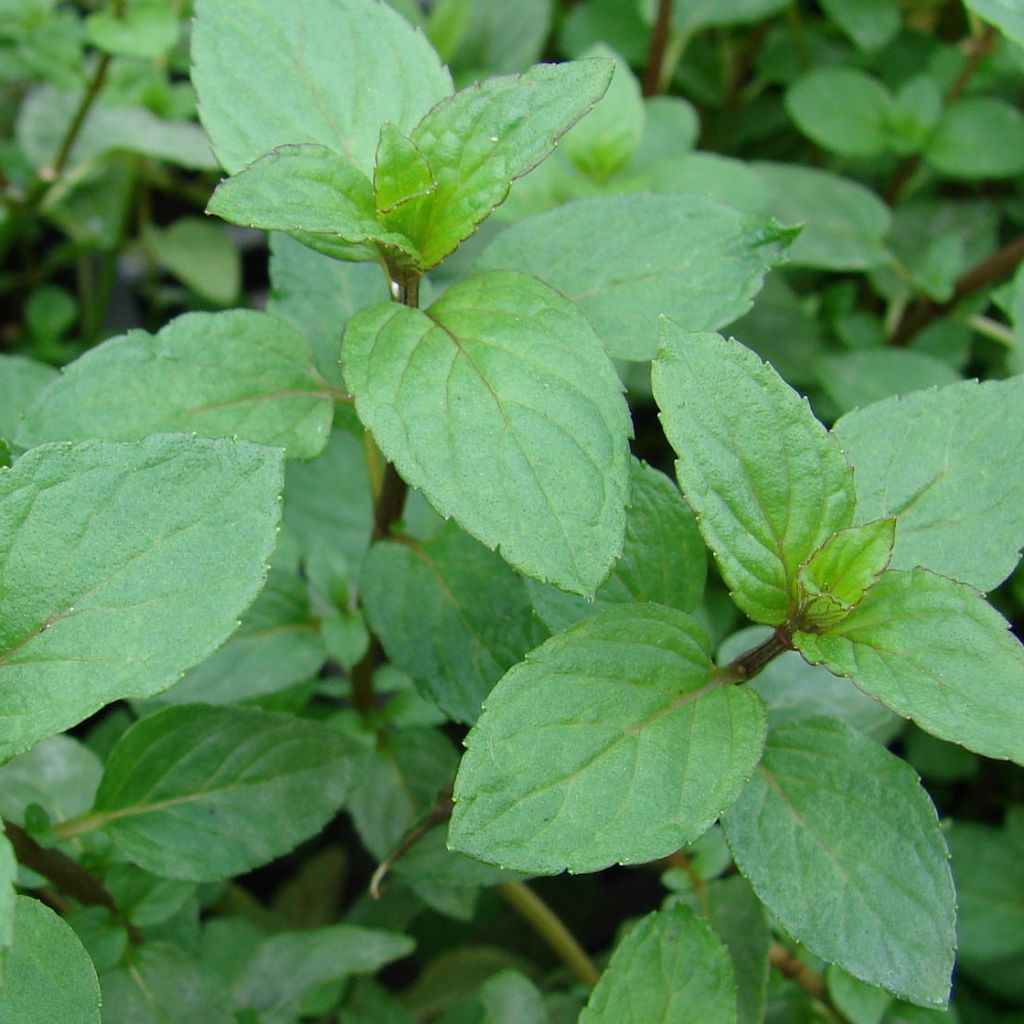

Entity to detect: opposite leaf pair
[206,60,614,276]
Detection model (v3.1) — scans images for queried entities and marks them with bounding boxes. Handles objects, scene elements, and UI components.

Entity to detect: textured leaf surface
[0,354,57,439]
[85,704,357,880]
[17,310,334,459]
[833,376,1024,592]
[526,458,705,633]
[722,718,955,1006]
[380,60,613,267]
[207,144,419,263]
[0,897,101,1024]
[753,162,891,270]
[100,943,235,1024]
[361,525,547,723]
[579,905,737,1024]
[234,925,414,1024]
[267,233,389,385]
[158,569,325,705]
[0,436,282,762]
[795,569,1024,763]
[342,270,631,596]
[192,0,452,175]
[478,193,794,360]
[449,604,766,874]
[652,327,855,625]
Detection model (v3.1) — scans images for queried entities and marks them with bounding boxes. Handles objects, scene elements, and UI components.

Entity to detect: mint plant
[1,1,1023,1022]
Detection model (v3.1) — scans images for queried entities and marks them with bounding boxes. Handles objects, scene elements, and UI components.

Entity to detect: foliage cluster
[1,0,1024,1022]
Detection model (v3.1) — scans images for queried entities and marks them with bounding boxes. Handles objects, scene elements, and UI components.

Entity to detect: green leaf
[721,718,955,1006]
[797,518,895,630]
[374,122,436,213]
[100,943,235,1024]
[379,60,614,268]
[947,818,1024,961]
[964,0,1024,47]
[753,162,891,270]
[0,354,57,439]
[817,350,960,417]
[17,87,218,172]
[192,0,453,175]
[579,905,738,1024]
[445,0,553,76]
[156,569,326,705]
[449,604,766,874]
[0,735,102,825]
[652,326,855,625]
[341,270,631,597]
[0,832,13,981]
[233,924,415,1024]
[562,45,644,180]
[346,726,457,859]
[0,897,101,1024]
[477,193,795,361]
[16,310,334,459]
[526,458,705,633]
[833,376,1024,592]
[925,98,1024,179]
[0,436,283,762]
[361,524,547,723]
[82,704,357,881]
[795,569,1024,763]
[719,627,900,740]
[786,68,894,158]
[207,144,420,267]
[141,217,241,306]
[267,232,389,386]
[85,4,179,58]
[820,0,900,50]
[827,966,892,1024]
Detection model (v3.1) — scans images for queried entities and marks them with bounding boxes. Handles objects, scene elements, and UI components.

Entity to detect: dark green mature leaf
[833,376,1024,592]
[718,627,900,741]
[380,60,613,268]
[346,726,458,859]
[924,98,1024,180]
[0,832,13,981]
[690,877,771,1024]
[0,897,101,1024]
[753,162,891,270]
[652,327,855,625]
[795,569,1024,763]
[0,354,58,439]
[157,569,326,705]
[80,704,357,881]
[17,310,334,459]
[948,819,1024,962]
[527,458,705,633]
[192,0,453,175]
[579,905,737,1023]
[207,144,421,267]
[964,0,1024,46]
[798,518,895,630]
[342,270,631,597]
[361,524,547,723]
[722,718,955,1006]
[786,68,893,157]
[233,924,414,1024]
[449,604,766,874]
[267,233,389,386]
[100,943,235,1024]
[477,193,794,360]
[0,437,283,762]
